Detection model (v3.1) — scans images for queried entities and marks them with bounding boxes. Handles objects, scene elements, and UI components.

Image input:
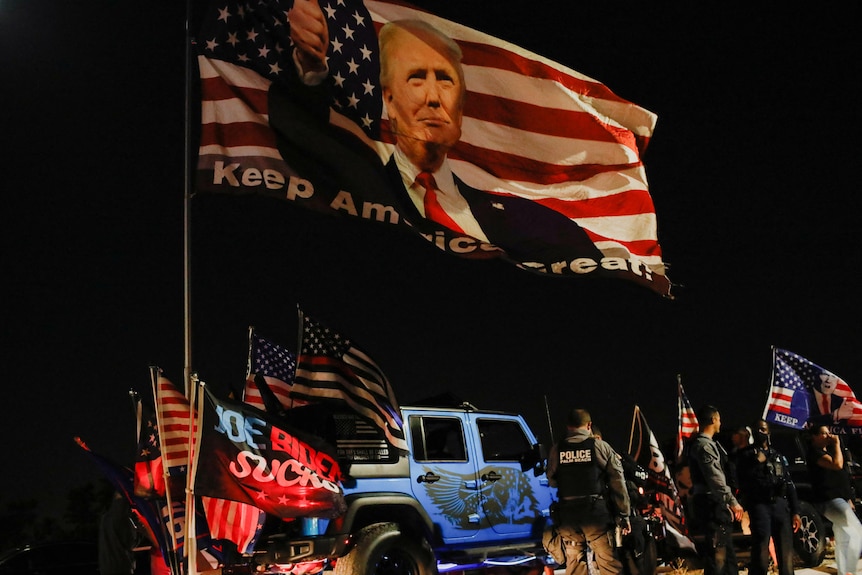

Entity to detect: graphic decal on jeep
[420,466,540,528]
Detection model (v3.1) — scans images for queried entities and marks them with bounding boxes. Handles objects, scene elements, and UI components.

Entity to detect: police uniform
[547,428,631,575]
[688,433,740,575]
[736,444,799,575]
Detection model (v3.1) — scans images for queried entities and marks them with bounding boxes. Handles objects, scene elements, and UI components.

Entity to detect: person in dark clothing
[98,491,137,575]
[735,420,801,575]
[688,405,744,575]
[593,425,647,575]
[546,409,631,575]
[807,425,862,575]
[619,454,650,575]
[726,425,750,496]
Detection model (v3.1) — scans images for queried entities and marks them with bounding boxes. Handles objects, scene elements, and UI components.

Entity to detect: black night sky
[2,1,860,522]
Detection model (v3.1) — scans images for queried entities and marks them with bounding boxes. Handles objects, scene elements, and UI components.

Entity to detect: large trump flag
[194,0,670,295]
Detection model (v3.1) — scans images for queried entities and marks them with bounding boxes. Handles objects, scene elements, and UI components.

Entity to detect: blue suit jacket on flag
[267,77,603,265]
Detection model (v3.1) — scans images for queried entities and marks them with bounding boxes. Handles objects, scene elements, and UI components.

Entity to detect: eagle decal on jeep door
[420,466,540,527]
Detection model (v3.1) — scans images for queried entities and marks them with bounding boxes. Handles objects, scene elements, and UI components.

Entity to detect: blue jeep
[233,403,555,575]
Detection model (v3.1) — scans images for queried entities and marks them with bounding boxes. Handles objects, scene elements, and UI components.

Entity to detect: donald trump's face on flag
[818,372,838,394]
[379,20,466,173]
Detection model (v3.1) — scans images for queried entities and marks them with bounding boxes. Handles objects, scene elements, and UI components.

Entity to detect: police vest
[743,447,789,502]
[555,437,604,498]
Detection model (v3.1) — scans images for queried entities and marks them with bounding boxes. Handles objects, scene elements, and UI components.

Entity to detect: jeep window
[410,416,467,462]
[477,418,531,461]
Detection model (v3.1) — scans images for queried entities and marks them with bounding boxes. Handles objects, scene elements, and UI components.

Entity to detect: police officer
[688,405,744,575]
[735,419,801,575]
[547,409,631,575]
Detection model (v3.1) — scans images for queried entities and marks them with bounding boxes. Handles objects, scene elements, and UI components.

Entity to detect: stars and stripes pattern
[194,0,669,294]
[292,309,407,451]
[154,374,195,475]
[201,496,266,554]
[676,380,698,461]
[134,397,167,497]
[765,348,861,430]
[766,349,810,418]
[244,330,306,411]
[152,372,268,555]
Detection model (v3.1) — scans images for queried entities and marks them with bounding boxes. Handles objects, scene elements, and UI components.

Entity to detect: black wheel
[793,501,826,568]
[334,522,437,575]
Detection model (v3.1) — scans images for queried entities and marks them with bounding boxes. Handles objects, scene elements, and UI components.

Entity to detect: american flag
[292,309,407,451]
[134,397,166,498]
[194,0,670,295]
[201,496,266,554]
[676,379,698,461]
[153,373,195,475]
[244,329,306,411]
[765,348,861,431]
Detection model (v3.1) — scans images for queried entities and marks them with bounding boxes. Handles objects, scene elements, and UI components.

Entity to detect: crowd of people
[544,405,862,575]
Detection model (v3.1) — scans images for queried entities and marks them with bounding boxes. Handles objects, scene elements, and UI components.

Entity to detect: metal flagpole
[182,4,195,573]
[246,326,255,381]
[627,405,639,455]
[543,395,555,444]
[186,377,204,575]
[150,366,182,575]
[183,0,194,399]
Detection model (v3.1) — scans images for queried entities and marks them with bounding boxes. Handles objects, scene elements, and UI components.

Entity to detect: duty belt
[561,494,603,501]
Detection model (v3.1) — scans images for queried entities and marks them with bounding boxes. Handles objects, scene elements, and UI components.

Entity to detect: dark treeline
[0,479,115,551]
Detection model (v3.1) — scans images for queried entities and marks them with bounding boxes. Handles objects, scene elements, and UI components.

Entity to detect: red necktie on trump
[415,172,466,234]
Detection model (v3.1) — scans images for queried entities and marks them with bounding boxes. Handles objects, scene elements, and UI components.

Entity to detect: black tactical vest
[554,437,604,497]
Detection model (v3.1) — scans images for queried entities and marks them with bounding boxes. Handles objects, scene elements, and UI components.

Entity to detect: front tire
[334,522,437,575]
[793,501,826,568]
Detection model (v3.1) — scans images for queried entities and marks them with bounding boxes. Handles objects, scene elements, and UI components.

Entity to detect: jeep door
[408,414,482,540]
[469,414,554,536]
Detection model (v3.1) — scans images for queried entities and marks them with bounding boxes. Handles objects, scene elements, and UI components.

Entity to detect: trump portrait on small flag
[763,348,862,432]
